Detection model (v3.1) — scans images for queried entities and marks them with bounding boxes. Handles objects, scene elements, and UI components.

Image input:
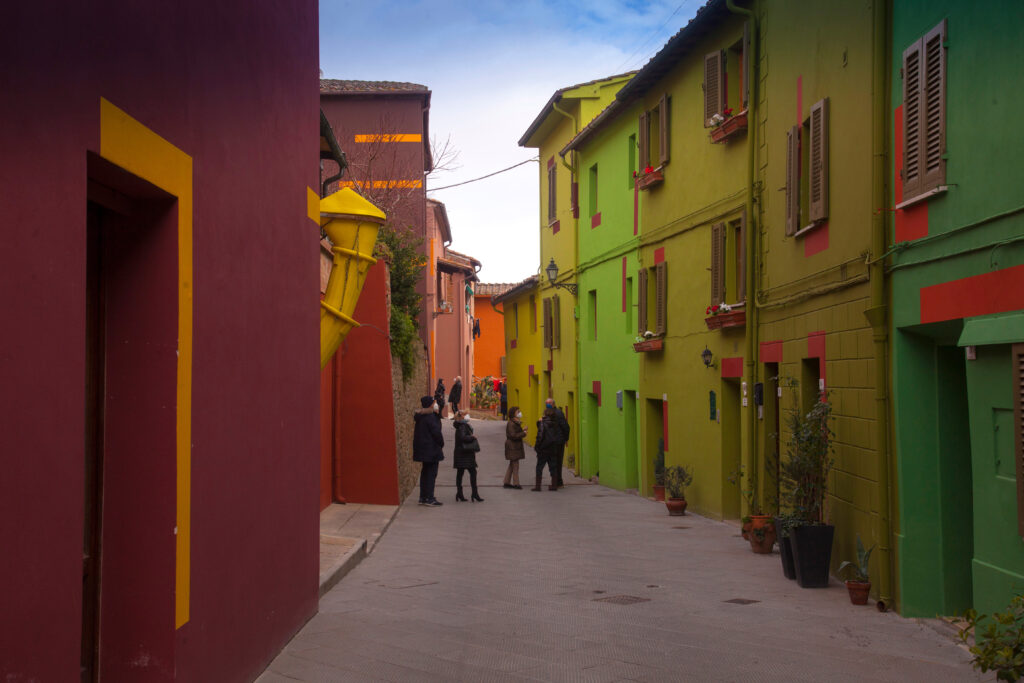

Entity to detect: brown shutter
[1014,343,1024,537]
[542,297,552,348]
[704,51,725,126]
[785,126,800,235]
[742,21,750,109]
[922,20,947,192]
[655,261,667,335]
[571,180,579,219]
[638,268,649,333]
[639,111,649,170]
[809,98,829,222]
[547,164,556,222]
[658,93,670,166]
[738,212,747,302]
[552,295,561,349]
[902,38,924,201]
[711,222,725,305]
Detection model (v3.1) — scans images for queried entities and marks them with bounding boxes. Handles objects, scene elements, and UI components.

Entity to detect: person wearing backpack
[532,407,560,491]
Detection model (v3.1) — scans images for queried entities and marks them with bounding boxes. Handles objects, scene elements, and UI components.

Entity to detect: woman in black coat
[413,396,444,506]
[434,379,447,418]
[452,410,483,502]
[448,376,463,414]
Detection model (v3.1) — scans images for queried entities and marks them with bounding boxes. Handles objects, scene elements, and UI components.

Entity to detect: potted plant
[652,438,666,501]
[779,393,835,588]
[838,536,875,605]
[729,466,774,552]
[959,593,1024,682]
[775,515,798,580]
[663,464,693,516]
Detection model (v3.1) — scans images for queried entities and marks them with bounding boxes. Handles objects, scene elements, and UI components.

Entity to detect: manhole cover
[593,595,651,605]
[593,590,606,594]
[591,494,610,497]
[723,598,760,605]
[672,525,691,529]
[646,584,661,588]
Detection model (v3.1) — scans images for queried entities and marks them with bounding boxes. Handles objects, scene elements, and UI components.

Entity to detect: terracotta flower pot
[747,515,776,553]
[652,484,665,501]
[741,520,752,540]
[846,580,871,605]
[665,497,687,516]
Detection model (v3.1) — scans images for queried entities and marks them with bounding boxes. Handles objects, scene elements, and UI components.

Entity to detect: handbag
[462,435,481,452]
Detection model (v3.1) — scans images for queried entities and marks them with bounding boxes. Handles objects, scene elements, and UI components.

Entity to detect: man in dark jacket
[448,376,463,414]
[413,396,444,506]
[545,398,570,488]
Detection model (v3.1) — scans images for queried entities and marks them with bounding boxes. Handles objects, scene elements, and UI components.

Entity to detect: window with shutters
[1014,343,1024,537]
[637,269,649,334]
[637,264,667,335]
[547,163,557,224]
[588,289,598,340]
[627,134,637,188]
[588,163,599,217]
[705,29,751,141]
[551,295,561,349]
[624,277,633,333]
[710,212,747,306]
[785,98,830,237]
[542,297,552,349]
[654,262,667,335]
[900,19,947,206]
[529,294,537,332]
[638,94,670,172]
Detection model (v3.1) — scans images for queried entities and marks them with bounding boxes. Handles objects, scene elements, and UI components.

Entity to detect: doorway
[763,363,781,512]
[644,398,664,497]
[721,378,741,519]
[584,393,600,478]
[623,391,638,490]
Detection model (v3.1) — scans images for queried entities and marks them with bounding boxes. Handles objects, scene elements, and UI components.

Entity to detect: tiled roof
[518,71,637,147]
[474,283,516,297]
[491,275,539,305]
[320,80,429,95]
[444,248,482,269]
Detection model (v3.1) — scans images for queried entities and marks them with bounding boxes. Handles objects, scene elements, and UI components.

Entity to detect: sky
[320,0,700,284]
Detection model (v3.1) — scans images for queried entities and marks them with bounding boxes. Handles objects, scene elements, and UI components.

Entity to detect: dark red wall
[335,262,402,505]
[0,2,319,680]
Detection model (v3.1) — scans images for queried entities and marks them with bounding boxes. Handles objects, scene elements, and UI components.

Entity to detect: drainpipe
[727,0,760,515]
[864,0,893,612]
[552,100,578,176]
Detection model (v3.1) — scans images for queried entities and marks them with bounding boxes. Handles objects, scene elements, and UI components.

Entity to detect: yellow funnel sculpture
[319,188,385,369]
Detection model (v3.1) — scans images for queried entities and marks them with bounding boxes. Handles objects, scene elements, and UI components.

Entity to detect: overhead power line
[428,158,538,192]
[613,1,691,73]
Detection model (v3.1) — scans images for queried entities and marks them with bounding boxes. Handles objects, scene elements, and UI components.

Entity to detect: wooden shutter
[638,268,649,333]
[737,212,747,302]
[542,297,552,348]
[902,38,923,200]
[638,111,649,170]
[1014,343,1024,537]
[658,93,670,166]
[785,126,800,235]
[571,180,579,219]
[655,262,667,335]
[547,164,556,222]
[921,20,947,192]
[552,295,561,349]
[703,50,725,126]
[742,21,750,109]
[808,98,829,222]
[711,222,725,305]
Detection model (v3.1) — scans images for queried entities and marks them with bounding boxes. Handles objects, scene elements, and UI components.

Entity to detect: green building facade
[890,0,1024,617]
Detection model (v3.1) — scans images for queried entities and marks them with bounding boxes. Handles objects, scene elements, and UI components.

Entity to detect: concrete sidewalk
[319,502,400,597]
[269,418,984,682]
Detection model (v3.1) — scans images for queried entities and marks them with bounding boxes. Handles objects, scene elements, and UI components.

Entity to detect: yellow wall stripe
[354,133,422,143]
[338,179,423,189]
[100,98,194,629]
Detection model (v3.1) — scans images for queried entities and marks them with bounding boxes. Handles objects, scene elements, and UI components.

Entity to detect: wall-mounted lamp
[701,346,716,369]
[545,258,578,296]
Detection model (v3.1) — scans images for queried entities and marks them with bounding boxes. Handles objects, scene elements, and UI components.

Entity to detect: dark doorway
[763,362,780,512]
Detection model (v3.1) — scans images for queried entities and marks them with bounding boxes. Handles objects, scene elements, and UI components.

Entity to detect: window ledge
[635,169,664,191]
[793,219,826,239]
[896,185,948,210]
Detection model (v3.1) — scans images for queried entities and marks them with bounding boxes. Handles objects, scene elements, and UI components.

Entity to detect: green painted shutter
[809,98,829,222]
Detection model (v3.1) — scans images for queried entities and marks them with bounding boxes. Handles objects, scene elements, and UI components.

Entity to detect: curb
[319,538,367,598]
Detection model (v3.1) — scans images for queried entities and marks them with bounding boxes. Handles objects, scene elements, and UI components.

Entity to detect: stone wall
[392,342,429,502]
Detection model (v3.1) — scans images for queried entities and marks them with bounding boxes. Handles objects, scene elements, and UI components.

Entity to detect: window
[704,50,726,126]
[627,134,637,188]
[588,289,597,340]
[785,98,830,235]
[902,19,947,203]
[547,161,557,223]
[543,296,561,349]
[704,24,750,126]
[638,93,670,169]
[637,264,667,335]
[625,277,633,333]
[711,214,747,305]
[588,163,599,217]
[529,294,536,332]
[512,302,519,339]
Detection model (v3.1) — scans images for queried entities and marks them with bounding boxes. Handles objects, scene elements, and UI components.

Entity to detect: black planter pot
[790,524,835,588]
[776,520,796,580]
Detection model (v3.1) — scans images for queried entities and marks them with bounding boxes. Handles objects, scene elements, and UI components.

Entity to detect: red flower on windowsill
[644,165,655,174]
[723,107,734,118]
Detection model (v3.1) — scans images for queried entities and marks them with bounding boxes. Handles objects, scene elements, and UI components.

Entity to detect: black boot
[456,487,467,502]
[471,490,484,502]
[531,475,542,491]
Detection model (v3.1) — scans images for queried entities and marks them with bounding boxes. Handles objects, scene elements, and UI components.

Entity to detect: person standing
[434,379,447,418]
[413,396,444,506]
[503,406,527,489]
[452,410,483,502]
[499,381,508,421]
[448,376,463,415]
[532,407,560,491]
[545,398,570,488]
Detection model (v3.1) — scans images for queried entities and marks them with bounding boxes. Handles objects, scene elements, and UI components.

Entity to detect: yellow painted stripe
[354,133,422,143]
[100,98,194,629]
[338,179,423,189]
[307,187,320,222]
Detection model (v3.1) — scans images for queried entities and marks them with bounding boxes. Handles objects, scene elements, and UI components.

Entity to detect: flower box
[704,310,746,330]
[633,338,664,352]
[710,110,748,144]
[635,169,664,191]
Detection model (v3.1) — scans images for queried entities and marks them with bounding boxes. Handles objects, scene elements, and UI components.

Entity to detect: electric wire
[612,1,692,73]
[428,158,538,192]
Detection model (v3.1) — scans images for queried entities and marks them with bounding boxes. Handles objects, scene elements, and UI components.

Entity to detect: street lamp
[701,346,715,369]
[545,258,578,296]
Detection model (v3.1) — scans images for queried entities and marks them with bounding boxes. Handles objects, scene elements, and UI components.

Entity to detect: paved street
[261,417,983,682]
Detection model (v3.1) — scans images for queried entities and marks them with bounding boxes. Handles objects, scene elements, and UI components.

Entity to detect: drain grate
[723,598,760,605]
[593,595,651,605]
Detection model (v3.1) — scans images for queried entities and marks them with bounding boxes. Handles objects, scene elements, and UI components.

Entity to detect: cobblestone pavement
[260,418,985,682]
